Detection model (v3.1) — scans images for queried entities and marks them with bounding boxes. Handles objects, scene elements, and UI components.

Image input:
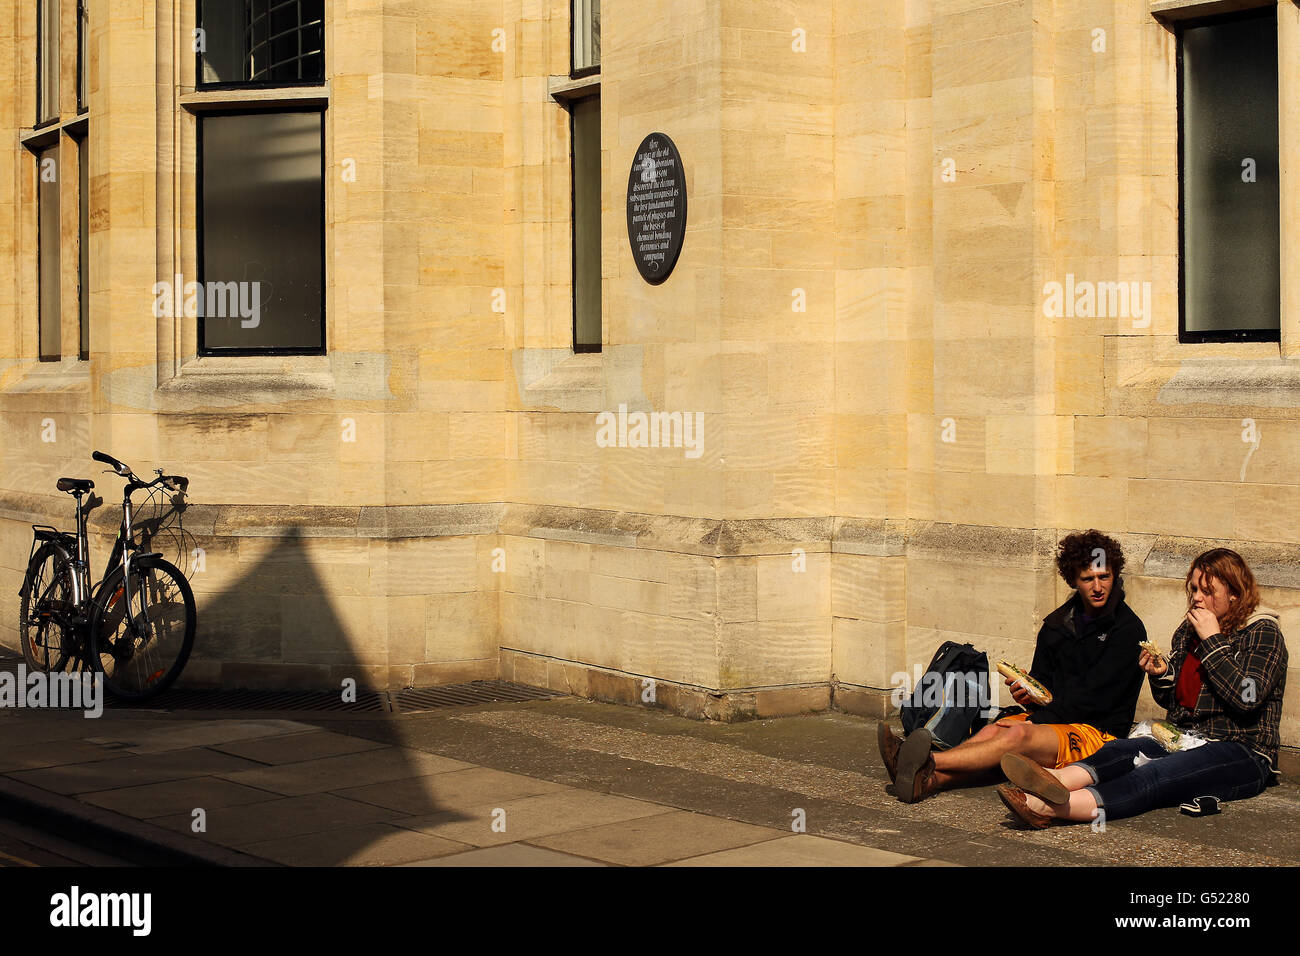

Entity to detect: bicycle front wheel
[89,557,196,700]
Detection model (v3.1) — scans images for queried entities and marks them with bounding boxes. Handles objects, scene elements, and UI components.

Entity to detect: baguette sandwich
[995,660,1053,706]
[1151,720,1182,751]
[1139,639,1165,662]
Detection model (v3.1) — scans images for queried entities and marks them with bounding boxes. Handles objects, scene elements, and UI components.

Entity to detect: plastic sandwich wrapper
[1128,719,1208,767]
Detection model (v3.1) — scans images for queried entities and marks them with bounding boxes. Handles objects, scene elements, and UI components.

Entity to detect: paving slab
[0,738,130,773]
[405,843,610,867]
[148,792,405,850]
[664,834,921,867]
[392,788,674,847]
[9,747,267,795]
[86,719,317,755]
[531,809,785,866]
[337,766,569,816]
[209,729,390,764]
[217,746,474,797]
[0,713,180,747]
[80,776,279,819]
[238,822,472,866]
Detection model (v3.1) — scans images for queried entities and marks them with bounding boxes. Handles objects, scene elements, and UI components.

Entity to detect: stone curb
[0,775,278,867]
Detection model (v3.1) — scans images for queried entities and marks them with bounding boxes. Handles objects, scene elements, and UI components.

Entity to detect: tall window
[29,4,91,362]
[572,0,600,76]
[78,136,90,359]
[569,1,601,351]
[571,96,601,351]
[77,0,89,112]
[199,111,325,353]
[195,2,327,355]
[37,0,58,125]
[1179,8,1280,341]
[38,147,60,361]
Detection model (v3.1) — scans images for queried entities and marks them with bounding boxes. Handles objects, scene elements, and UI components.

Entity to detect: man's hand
[1138,648,1167,677]
[1005,676,1035,707]
[1186,607,1221,641]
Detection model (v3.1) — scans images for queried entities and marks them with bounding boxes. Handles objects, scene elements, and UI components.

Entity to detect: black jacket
[1025,582,1146,738]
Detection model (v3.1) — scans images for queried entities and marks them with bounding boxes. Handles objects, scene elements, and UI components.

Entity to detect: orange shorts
[994,712,1115,769]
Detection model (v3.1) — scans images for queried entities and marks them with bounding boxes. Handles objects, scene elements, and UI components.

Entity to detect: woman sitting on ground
[996,548,1287,828]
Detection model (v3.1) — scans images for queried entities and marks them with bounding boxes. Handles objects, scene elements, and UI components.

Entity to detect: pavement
[1,688,1298,867]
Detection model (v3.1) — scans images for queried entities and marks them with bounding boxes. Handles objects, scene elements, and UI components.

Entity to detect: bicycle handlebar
[92,450,131,477]
[91,452,188,494]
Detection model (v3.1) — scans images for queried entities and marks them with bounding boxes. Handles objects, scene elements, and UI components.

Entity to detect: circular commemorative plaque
[625,132,687,284]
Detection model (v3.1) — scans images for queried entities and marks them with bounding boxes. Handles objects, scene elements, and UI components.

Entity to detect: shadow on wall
[9,495,481,865]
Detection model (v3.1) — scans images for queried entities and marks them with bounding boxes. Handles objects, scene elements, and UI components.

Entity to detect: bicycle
[17,451,196,700]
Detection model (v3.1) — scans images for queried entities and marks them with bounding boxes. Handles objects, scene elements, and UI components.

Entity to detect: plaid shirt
[1150,612,1288,767]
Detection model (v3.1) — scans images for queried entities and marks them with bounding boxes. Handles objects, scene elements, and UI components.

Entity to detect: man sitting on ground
[879,530,1147,803]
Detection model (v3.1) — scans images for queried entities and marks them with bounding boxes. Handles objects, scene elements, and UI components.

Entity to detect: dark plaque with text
[626,133,687,284]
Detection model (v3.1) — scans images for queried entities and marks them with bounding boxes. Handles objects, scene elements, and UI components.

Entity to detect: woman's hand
[1005,677,1035,707]
[1186,607,1221,640]
[1138,648,1167,676]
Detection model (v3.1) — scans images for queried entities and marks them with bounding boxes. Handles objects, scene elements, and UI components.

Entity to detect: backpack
[899,641,992,749]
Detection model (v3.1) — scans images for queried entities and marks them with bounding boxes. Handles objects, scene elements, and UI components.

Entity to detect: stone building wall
[0,1,1296,750]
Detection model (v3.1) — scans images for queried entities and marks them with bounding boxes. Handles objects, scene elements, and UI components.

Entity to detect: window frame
[569,92,602,353]
[195,0,327,92]
[570,0,600,79]
[1175,4,1281,344]
[36,145,61,362]
[36,0,59,128]
[77,0,88,114]
[195,106,327,358]
[75,129,89,360]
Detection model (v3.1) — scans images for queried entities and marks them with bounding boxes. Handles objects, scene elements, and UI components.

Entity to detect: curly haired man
[879,530,1148,803]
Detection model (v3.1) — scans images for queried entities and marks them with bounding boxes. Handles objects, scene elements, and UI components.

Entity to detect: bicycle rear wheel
[89,557,196,700]
[19,545,76,672]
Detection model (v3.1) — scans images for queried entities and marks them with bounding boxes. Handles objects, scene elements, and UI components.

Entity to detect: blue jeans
[1072,737,1271,821]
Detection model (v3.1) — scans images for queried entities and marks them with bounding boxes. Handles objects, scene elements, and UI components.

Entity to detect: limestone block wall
[0,1,506,689]
[0,1,1296,751]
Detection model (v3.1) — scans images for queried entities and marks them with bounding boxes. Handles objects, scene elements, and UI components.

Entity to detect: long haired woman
[995,548,1287,827]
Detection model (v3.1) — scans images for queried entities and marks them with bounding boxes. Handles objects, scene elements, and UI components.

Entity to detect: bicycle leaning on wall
[17,451,196,700]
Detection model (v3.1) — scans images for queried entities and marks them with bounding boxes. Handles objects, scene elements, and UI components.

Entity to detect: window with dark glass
[199,0,325,87]
[198,111,325,354]
[572,0,600,76]
[37,0,59,124]
[77,0,88,112]
[78,136,89,359]
[571,96,601,351]
[38,146,60,361]
[1179,9,1280,341]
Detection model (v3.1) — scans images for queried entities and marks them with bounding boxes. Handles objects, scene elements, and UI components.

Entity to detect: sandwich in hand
[995,661,1053,706]
[1139,639,1165,663]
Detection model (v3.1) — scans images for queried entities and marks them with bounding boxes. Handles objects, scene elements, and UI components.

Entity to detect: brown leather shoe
[906,753,941,803]
[877,721,903,782]
[996,784,1055,829]
[1000,752,1069,804]
[896,728,938,803]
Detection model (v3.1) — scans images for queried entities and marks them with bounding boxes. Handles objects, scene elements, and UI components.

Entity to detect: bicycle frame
[93,481,167,642]
[23,478,166,662]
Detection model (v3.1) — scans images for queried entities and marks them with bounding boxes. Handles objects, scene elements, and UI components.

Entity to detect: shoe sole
[1001,752,1069,804]
[894,728,933,804]
[877,721,899,783]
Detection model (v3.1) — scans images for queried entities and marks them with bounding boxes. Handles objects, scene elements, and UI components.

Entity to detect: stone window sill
[0,358,91,394]
[517,350,605,411]
[155,354,336,408]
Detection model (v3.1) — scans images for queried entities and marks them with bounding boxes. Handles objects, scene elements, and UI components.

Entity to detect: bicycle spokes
[20,552,76,673]
[95,567,190,694]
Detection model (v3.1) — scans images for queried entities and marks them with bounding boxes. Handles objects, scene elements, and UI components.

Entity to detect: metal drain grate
[104,688,390,713]
[395,680,563,713]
